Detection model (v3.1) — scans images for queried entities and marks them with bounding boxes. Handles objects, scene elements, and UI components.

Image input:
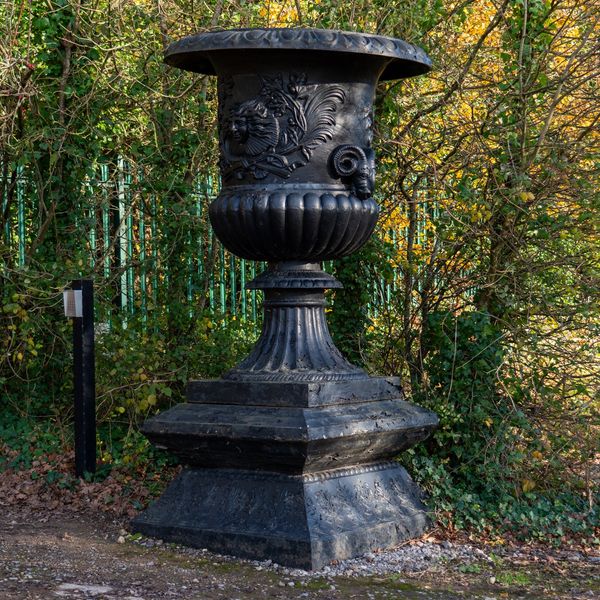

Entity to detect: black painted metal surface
[133,463,430,570]
[72,279,96,477]
[140,379,438,473]
[132,28,438,569]
[163,28,432,80]
[191,28,431,381]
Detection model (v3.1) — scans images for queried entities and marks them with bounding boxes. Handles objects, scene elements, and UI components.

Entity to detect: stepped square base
[131,461,431,570]
[131,377,438,568]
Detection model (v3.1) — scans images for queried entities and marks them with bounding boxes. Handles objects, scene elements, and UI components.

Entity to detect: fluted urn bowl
[165,28,431,261]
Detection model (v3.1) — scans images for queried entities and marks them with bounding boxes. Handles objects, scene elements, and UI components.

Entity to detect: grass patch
[495,571,532,586]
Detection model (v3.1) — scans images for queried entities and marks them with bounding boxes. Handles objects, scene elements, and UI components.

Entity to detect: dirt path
[0,507,597,599]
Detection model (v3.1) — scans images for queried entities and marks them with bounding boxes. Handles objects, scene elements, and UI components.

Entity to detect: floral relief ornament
[219,73,346,181]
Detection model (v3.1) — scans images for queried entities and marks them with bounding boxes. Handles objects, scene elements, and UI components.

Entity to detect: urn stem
[224,262,366,382]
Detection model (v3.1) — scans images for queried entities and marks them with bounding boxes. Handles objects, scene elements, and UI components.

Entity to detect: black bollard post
[70,279,96,477]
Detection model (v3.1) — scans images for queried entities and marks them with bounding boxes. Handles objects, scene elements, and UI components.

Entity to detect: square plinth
[131,461,431,570]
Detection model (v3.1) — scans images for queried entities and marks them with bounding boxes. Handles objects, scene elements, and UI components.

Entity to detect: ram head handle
[329,145,375,200]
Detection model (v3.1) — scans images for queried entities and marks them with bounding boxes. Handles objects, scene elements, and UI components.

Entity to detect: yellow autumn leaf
[522,479,536,493]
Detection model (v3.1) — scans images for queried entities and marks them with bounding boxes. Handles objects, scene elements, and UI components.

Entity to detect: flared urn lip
[164,27,431,80]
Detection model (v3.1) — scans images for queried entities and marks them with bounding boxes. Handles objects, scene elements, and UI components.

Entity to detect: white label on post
[63,290,83,318]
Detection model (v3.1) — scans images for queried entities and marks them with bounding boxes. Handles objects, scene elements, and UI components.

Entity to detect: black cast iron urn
[132,28,439,569]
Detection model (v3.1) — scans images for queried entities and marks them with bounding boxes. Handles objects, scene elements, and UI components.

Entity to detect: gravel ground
[132,537,488,578]
[134,529,599,580]
[1,507,598,599]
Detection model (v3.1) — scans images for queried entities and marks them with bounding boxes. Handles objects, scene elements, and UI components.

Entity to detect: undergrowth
[401,311,599,547]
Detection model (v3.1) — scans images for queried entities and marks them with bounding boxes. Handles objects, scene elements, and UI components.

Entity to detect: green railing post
[250,261,257,322]
[230,253,237,317]
[117,157,128,318]
[87,175,96,270]
[151,194,159,330]
[208,229,215,314]
[139,191,147,326]
[219,245,226,315]
[1,162,10,245]
[17,166,25,267]
[125,161,134,314]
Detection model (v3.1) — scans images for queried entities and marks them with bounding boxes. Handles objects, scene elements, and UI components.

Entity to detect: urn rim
[164,27,431,80]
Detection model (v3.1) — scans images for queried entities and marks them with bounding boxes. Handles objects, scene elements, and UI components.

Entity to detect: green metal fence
[1,159,446,326]
[92,161,269,325]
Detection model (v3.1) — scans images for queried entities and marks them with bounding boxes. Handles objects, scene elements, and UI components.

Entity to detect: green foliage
[413,447,599,542]
[0,411,65,471]
[95,423,178,485]
[1,274,74,416]
[330,237,395,365]
[417,311,518,481]
[94,312,257,424]
[404,310,598,542]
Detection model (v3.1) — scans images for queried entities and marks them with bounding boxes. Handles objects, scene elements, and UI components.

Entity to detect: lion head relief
[227,99,281,157]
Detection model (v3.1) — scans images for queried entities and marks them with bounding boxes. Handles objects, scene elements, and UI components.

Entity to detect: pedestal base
[131,461,430,570]
[132,376,438,568]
